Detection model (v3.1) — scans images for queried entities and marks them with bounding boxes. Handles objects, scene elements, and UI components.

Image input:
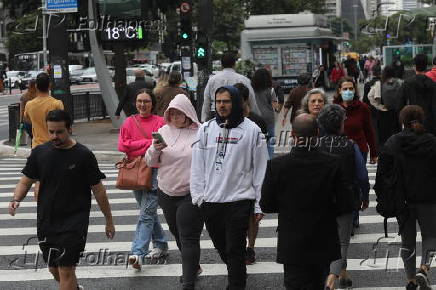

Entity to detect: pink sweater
[118,114,165,160]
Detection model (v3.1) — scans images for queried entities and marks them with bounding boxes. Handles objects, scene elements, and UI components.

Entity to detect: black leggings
[157,190,204,288]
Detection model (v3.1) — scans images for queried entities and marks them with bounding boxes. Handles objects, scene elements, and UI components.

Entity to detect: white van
[167,61,198,91]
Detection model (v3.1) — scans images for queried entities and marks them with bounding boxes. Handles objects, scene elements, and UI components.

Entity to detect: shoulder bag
[115,115,153,190]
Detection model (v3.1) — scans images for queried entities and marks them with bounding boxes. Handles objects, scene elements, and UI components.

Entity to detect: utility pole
[196,0,213,118]
[41,0,48,67]
[353,0,358,41]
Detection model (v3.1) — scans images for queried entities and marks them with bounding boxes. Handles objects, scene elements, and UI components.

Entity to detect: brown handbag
[115,115,153,190]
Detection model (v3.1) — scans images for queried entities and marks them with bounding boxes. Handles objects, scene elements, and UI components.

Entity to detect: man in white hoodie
[191,86,268,290]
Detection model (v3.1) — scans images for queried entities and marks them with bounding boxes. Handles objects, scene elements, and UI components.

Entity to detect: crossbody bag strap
[133,114,150,139]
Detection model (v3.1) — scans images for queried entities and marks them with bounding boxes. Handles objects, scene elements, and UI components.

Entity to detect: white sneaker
[145,248,168,259]
[77,285,84,290]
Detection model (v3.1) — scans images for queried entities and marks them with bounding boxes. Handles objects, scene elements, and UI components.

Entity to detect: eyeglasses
[136,99,152,104]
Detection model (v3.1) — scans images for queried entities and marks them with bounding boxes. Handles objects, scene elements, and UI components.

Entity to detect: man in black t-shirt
[9,110,115,290]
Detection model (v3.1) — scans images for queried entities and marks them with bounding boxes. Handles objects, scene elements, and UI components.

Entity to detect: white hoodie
[145,94,200,196]
[190,118,268,213]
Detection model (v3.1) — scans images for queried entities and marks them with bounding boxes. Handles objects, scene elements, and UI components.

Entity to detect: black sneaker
[416,269,431,290]
[406,281,417,290]
[245,247,256,265]
[179,266,203,283]
[338,278,352,289]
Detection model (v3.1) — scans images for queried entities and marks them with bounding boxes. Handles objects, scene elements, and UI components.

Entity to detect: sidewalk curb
[0,140,124,162]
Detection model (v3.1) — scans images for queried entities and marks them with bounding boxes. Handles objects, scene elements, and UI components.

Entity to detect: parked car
[20,71,42,88]
[5,71,27,88]
[70,69,84,84]
[126,67,154,84]
[138,64,159,78]
[80,67,98,83]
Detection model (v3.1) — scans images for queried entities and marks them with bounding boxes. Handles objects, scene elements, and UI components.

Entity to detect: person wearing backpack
[368,65,402,146]
[375,105,436,290]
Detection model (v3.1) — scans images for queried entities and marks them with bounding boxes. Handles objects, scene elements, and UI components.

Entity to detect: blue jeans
[131,169,168,257]
[267,124,275,160]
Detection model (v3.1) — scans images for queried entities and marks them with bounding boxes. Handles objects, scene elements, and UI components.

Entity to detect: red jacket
[425,67,436,82]
[333,99,377,158]
[330,67,345,83]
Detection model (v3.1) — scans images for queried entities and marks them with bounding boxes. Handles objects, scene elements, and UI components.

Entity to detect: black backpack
[374,140,408,237]
[381,79,402,111]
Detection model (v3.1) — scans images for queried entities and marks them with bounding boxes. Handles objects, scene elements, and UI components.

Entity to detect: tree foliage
[248,0,326,15]
[6,11,43,66]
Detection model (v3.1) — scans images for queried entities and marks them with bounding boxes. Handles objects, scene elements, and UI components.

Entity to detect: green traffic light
[182,32,189,39]
[197,47,206,58]
[137,27,143,39]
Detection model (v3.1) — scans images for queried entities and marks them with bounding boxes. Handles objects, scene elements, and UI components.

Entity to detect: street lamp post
[353,0,358,41]
[41,0,48,67]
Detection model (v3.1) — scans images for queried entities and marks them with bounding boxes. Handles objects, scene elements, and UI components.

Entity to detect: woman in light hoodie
[145,94,203,290]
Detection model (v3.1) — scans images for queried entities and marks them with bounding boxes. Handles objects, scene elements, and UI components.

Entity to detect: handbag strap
[133,115,150,139]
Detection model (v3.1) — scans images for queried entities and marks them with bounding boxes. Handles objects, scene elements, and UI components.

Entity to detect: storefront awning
[241,26,339,42]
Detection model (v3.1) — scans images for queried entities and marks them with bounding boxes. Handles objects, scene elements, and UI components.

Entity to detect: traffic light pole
[195,0,213,118]
[179,1,194,94]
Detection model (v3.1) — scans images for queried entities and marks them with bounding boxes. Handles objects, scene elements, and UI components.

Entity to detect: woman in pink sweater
[145,94,203,290]
[118,88,168,269]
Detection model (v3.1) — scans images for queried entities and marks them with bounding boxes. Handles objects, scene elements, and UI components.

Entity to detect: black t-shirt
[22,142,106,239]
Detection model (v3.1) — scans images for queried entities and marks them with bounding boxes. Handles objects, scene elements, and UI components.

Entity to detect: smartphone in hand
[152,132,166,144]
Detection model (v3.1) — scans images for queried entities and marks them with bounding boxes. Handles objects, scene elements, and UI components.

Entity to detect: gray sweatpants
[330,213,354,276]
[398,203,436,280]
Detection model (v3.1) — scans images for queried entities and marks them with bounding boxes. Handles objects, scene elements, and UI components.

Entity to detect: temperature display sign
[101,23,145,42]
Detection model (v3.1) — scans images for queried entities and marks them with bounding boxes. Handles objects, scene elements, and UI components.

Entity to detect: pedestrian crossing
[0,157,434,289]
[0,104,10,129]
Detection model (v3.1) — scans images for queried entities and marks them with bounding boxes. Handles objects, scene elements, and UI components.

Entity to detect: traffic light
[195,31,208,64]
[179,1,193,46]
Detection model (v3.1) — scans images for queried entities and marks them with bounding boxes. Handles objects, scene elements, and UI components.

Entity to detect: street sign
[46,0,78,13]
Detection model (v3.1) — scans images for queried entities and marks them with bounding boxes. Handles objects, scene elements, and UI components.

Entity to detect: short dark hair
[168,71,182,86]
[381,65,395,83]
[414,54,428,72]
[399,105,425,134]
[46,109,72,129]
[251,68,272,92]
[136,88,157,112]
[233,83,249,101]
[221,52,237,68]
[317,104,346,134]
[36,72,50,92]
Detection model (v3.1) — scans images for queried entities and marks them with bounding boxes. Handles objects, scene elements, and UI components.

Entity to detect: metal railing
[9,91,108,142]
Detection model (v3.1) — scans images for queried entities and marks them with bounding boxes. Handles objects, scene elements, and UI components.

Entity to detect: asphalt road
[0,157,433,290]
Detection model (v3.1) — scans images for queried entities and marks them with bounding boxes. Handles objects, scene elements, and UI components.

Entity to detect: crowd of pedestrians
[7,51,436,290]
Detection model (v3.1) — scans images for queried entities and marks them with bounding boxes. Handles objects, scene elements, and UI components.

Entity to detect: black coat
[377,129,436,204]
[260,147,354,265]
[399,74,436,135]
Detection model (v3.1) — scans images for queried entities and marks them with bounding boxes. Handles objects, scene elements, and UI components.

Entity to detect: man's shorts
[39,233,86,267]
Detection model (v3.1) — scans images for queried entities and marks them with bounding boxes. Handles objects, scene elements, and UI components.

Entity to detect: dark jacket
[154,86,187,116]
[377,129,436,204]
[319,135,370,212]
[115,77,155,116]
[333,99,378,158]
[399,74,436,135]
[260,147,354,265]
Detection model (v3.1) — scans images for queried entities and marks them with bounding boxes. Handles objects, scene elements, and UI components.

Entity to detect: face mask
[341,90,354,101]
